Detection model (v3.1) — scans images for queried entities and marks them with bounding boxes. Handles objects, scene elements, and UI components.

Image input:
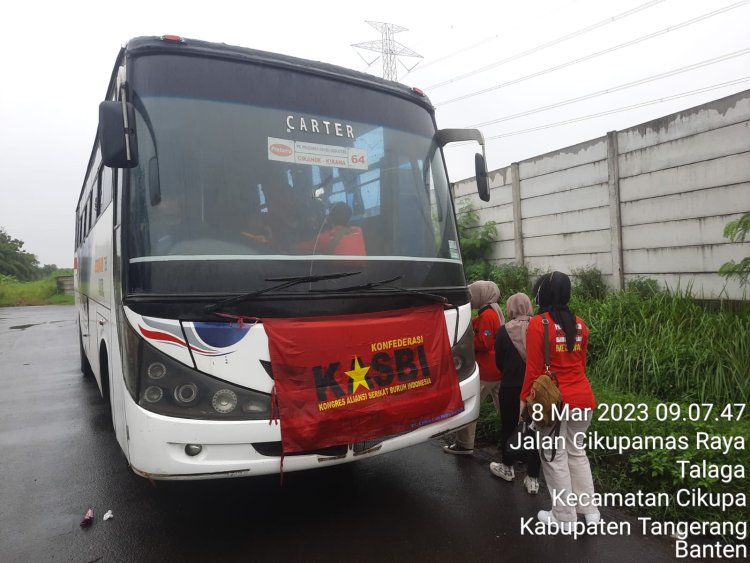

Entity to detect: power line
[468,48,750,129]
[423,0,665,88]
[406,0,585,75]
[435,0,750,107]
[479,77,750,142]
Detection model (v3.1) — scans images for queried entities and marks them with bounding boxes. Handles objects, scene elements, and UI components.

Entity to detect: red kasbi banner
[264,304,464,454]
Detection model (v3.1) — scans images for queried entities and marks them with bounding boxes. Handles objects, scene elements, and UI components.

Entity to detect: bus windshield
[126,54,464,297]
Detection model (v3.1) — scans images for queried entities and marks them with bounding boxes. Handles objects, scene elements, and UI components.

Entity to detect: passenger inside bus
[296,202,366,256]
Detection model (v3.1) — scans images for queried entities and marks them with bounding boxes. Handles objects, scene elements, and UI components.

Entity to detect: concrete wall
[454,89,750,300]
[56,276,74,295]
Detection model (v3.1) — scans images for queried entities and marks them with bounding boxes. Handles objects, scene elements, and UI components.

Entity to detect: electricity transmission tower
[352,21,422,81]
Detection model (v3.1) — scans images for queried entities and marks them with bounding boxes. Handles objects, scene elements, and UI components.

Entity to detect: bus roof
[123,36,434,111]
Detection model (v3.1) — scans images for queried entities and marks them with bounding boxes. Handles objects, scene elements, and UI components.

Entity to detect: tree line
[0,227,60,281]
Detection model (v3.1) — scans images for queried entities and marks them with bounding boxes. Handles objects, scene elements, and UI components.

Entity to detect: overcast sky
[1,0,748,268]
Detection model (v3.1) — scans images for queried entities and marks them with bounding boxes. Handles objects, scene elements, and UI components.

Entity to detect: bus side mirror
[99,101,138,168]
[436,128,490,202]
[475,153,489,202]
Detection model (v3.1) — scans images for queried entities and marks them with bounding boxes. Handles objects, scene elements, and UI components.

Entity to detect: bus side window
[99,165,113,214]
[87,194,93,232]
[95,169,103,216]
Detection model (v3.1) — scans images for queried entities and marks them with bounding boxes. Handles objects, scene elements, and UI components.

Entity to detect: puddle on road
[10,320,69,330]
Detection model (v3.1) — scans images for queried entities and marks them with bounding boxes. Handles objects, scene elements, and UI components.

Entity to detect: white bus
[75,35,490,480]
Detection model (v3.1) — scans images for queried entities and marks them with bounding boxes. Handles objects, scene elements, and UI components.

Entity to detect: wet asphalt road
[0,305,679,563]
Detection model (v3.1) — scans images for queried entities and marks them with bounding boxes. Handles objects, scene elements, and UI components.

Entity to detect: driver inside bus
[296,202,366,256]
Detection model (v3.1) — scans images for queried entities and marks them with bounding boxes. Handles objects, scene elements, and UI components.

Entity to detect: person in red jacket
[296,202,366,256]
[521,271,599,529]
[444,280,504,455]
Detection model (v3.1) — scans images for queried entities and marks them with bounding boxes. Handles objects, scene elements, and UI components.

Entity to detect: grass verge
[0,276,74,306]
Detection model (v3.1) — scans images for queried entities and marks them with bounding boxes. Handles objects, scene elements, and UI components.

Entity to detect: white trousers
[455,379,500,450]
[539,408,598,522]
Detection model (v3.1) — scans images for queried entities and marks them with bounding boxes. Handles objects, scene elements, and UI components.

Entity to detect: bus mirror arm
[435,128,490,202]
[99,101,139,169]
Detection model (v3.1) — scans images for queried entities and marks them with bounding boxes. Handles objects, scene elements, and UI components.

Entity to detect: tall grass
[489,262,533,297]
[0,275,74,306]
[573,289,750,404]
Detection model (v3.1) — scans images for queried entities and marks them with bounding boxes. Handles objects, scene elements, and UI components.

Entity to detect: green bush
[719,212,750,287]
[626,276,662,299]
[490,263,532,298]
[456,202,496,283]
[571,266,608,300]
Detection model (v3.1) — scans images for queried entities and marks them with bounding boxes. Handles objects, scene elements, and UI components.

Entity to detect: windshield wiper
[205,271,360,313]
[310,275,449,305]
[322,275,404,292]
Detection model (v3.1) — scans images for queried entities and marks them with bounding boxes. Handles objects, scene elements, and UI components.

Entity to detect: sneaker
[443,443,473,455]
[537,510,572,533]
[523,475,539,495]
[584,512,601,524]
[489,462,515,481]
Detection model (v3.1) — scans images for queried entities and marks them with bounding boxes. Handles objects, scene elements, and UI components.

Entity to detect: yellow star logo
[345,357,371,393]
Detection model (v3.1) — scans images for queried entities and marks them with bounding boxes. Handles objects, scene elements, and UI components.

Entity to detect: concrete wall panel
[523,206,611,237]
[520,160,608,199]
[618,121,750,178]
[489,240,517,262]
[622,214,746,250]
[519,138,607,179]
[524,229,612,257]
[475,203,514,225]
[621,183,750,226]
[522,183,609,218]
[623,243,744,274]
[617,92,750,154]
[526,252,613,276]
[619,152,750,203]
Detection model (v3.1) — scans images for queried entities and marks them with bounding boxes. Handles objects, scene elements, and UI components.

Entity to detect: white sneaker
[537,510,572,533]
[523,475,539,495]
[489,462,514,481]
[584,512,601,524]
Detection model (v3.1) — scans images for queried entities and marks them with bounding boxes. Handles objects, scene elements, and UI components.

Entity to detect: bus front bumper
[124,366,481,480]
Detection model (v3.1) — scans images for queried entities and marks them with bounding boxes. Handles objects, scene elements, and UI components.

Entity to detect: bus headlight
[148,362,167,379]
[174,383,199,405]
[212,389,238,414]
[451,324,476,382]
[144,386,163,403]
[136,340,271,420]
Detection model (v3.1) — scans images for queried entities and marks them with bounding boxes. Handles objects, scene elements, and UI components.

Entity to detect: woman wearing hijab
[443,280,503,455]
[489,293,541,494]
[521,271,599,529]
